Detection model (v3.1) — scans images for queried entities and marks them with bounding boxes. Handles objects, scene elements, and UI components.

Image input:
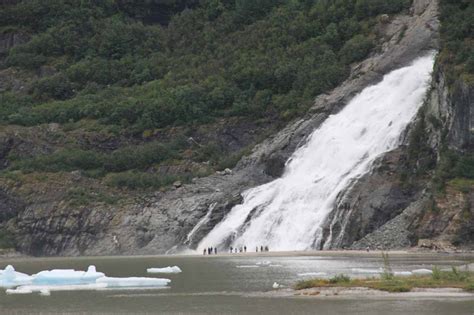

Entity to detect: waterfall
[197,54,435,252]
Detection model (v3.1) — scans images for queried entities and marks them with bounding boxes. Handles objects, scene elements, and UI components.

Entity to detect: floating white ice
[147,266,182,274]
[97,276,171,287]
[197,54,435,251]
[412,268,433,275]
[33,265,105,285]
[0,265,33,288]
[1,264,171,295]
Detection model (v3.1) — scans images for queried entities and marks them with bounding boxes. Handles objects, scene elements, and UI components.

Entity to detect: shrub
[381,252,394,280]
[329,274,351,284]
[105,171,181,190]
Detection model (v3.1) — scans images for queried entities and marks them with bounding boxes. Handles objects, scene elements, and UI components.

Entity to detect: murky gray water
[0,253,473,314]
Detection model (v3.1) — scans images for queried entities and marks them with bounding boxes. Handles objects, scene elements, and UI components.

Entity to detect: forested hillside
[0,0,413,190]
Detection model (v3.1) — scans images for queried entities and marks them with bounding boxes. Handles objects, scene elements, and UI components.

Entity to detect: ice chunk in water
[256,261,271,266]
[1,264,171,294]
[394,271,413,276]
[412,268,432,275]
[0,265,33,288]
[96,276,171,288]
[147,266,182,274]
[33,265,105,285]
[6,287,33,295]
[351,268,383,274]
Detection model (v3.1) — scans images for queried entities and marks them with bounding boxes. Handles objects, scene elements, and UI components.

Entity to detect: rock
[216,169,232,175]
[413,0,430,16]
[263,155,286,178]
[173,181,182,188]
[70,170,81,181]
[47,123,60,133]
[379,14,390,24]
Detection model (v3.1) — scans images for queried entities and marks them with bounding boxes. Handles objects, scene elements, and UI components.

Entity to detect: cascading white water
[197,54,435,252]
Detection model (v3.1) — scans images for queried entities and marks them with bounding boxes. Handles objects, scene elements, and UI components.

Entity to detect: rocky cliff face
[330,58,474,251]
[1,0,471,256]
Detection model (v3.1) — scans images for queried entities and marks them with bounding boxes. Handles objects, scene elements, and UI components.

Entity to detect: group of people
[202,245,270,255]
[203,247,217,255]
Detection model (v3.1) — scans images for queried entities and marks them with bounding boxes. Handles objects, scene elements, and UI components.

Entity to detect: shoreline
[269,287,474,299]
[1,249,474,261]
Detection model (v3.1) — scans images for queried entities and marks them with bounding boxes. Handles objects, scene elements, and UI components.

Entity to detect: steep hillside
[0,0,472,255]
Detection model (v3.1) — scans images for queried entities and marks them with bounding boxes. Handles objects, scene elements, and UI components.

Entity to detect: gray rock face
[4,0,456,256]
[326,3,473,249]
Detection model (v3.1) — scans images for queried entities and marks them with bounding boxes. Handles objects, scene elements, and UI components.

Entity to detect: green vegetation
[295,268,474,293]
[0,0,413,189]
[105,171,189,190]
[0,0,411,129]
[66,187,119,206]
[438,0,474,84]
[381,251,394,280]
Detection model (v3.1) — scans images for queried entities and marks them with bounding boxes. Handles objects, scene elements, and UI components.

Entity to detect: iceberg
[394,271,413,276]
[351,268,383,274]
[1,264,171,295]
[96,276,171,288]
[412,268,433,275]
[146,266,182,274]
[32,265,105,285]
[272,282,284,289]
[0,265,34,288]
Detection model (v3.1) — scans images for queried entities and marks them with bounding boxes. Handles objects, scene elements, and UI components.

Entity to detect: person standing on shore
[214,247,217,255]
[203,248,206,255]
[256,246,258,252]
[244,246,247,252]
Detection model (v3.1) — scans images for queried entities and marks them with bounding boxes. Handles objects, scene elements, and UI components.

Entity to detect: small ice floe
[39,289,51,296]
[32,265,105,285]
[256,261,271,266]
[412,268,433,275]
[272,282,283,289]
[351,268,383,274]
[0,265,34,288]
[297,272,327,277]
[394,271,413,276]
[147,266,182,274]
[6,287,33,295]
[96,277,171,288]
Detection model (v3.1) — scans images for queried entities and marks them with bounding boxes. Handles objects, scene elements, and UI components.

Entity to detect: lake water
[0,252,473,314]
